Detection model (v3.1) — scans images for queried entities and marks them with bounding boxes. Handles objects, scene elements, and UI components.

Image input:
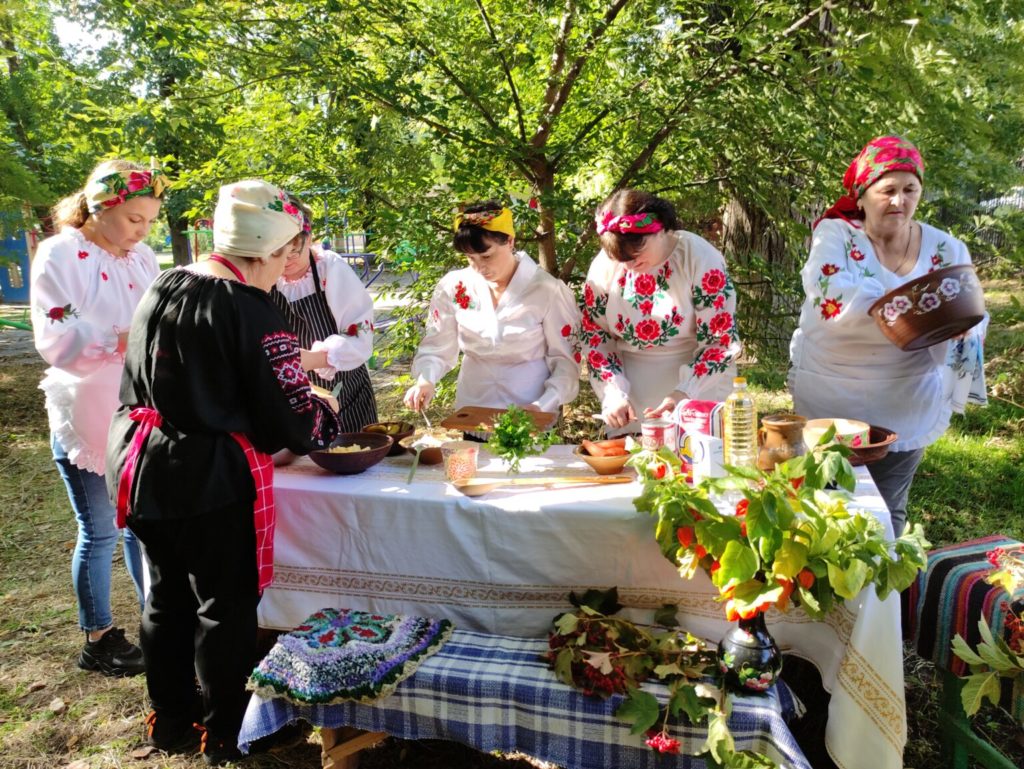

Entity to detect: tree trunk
[169,213,191,266]
[529,158,558,276]
[720,194,787,265]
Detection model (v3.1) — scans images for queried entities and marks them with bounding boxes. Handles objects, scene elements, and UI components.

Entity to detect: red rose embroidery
[931,254,941,265]
[849,247,866,262]
[615,320,625,332]
[693,362,709,377]
[821,264,840,276]
[346,323,359,336]
[600,370,613,381]
[617,274,627,288]
[638,299,654,315]
[48,307,65,321]
[633,273,657,297]
[101,272,108,281]
[77,250,89,260]
[701,269,726,294]
[573,351,582,363]
[589,334,601,347]
[634,318,661,343]
[708,312,733,335]
[453,281,472,310]
[701,347,725,364]
[820,297,843,319]
[713,295,725,309]
[581,311,600,332]
[588,350,608,369]
[584,284,596,307]
[561,324,572,337]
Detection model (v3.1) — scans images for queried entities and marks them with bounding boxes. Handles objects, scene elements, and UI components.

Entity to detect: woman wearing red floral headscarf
[789,135,986,535]
[583,189,740,433]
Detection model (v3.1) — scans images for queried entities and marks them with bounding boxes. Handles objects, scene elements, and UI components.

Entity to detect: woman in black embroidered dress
[106,180,340,765]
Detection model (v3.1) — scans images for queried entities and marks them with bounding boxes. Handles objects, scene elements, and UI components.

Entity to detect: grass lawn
[0,274,1022,768]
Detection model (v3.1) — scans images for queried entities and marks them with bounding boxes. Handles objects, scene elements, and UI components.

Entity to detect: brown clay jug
[757,414,808,472]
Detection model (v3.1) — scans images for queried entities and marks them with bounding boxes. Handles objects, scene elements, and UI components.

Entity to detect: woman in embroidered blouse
[583,189,740,432]
[271,194,378,433]
[403,201,581,415]
[31,159,166,677]
[788,135,984,536]
[105,180,340,763]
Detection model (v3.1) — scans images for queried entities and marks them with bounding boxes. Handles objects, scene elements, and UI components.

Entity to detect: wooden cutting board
[439,406,558,432]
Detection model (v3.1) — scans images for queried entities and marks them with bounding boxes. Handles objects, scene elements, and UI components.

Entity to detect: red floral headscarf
[818,136,925,226]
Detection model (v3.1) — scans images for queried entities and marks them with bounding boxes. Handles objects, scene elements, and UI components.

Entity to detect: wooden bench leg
[320,726,387,769]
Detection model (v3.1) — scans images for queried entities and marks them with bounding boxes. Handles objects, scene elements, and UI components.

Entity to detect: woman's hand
[602,397,636,429]
[403,380,436,412]
[643,390,686,420]
[300,348,329,371]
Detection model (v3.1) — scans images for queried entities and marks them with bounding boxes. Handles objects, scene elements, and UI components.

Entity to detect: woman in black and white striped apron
[271,196,378,433]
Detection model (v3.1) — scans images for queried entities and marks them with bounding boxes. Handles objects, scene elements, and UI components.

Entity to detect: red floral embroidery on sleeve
[46,304,79,323]
[820,298,843,319]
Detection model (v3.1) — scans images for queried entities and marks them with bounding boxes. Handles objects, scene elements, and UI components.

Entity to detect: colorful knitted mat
[248,608,455,705]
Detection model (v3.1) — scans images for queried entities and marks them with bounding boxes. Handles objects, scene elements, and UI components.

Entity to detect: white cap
[212,179,302,259]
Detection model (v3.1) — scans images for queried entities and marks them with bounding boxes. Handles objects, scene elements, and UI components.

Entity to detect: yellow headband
[453,207,515,238]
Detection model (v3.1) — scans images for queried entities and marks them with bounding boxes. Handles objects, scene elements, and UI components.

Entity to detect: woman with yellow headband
[30,158,167,677]
[404,200,581,417]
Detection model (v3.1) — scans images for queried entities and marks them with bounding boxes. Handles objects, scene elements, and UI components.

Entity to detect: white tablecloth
[262,445,905,769]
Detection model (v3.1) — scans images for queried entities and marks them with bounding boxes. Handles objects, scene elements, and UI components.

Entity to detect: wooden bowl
[399,429,462,465]
[868,264,985,351]
[847,425,898,466]
[574,446,630,475]
[310,432,393,474]
[363,421,415,456]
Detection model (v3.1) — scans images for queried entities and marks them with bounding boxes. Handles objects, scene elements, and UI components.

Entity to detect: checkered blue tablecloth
[240,630,810,769]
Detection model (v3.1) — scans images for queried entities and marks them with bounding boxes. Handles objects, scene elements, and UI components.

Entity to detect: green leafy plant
[952,546,1024,718]
[629,436,930,622]
[546,588,775,767]
[486,405,557,473]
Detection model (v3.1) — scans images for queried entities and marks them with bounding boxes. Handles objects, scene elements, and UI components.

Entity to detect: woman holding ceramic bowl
[788,135,987,535]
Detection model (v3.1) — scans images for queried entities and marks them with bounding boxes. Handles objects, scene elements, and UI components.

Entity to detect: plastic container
[723,377,757,470]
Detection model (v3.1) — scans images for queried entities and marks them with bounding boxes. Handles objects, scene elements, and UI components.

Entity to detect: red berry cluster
[546,621,631,697]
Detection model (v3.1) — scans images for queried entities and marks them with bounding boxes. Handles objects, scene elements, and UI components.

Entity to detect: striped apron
[272,256,379,433]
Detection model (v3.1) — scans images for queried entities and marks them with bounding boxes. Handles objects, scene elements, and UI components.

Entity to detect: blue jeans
[51,435,145,631]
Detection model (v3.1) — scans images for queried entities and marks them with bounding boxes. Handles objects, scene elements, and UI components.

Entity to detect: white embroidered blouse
[274,250,375,376]
[582,230,741,408]
[410,253,581,413]
[31,227,160,473]
[788,217,978,451]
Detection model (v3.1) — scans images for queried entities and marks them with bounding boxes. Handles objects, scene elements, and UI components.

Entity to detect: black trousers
[129,502,259,740]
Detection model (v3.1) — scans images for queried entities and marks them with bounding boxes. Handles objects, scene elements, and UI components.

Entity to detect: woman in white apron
[789,135,987,535]
[403,202,580,418]
[583,189,741,433]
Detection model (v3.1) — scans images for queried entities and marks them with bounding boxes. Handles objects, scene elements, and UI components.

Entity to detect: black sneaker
[145,710,202,753]
[77,626,145,677]
[201,732,243,766]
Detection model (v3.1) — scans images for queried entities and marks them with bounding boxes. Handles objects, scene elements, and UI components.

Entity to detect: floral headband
[85,169,170,213]
[453,207,515,238]
[595,210,664,236]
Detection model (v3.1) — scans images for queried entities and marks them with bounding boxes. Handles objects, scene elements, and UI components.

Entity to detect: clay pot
[757,413,808,472]
[718,612,783,694]
[868,264,985,351]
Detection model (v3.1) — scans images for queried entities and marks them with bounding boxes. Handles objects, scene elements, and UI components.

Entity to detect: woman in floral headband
[106,179,340,764]
[270,193,378,433]
[583,189,740,433]
[789,135,986,535]
[31,158,167,678]
[404,200,580,419]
